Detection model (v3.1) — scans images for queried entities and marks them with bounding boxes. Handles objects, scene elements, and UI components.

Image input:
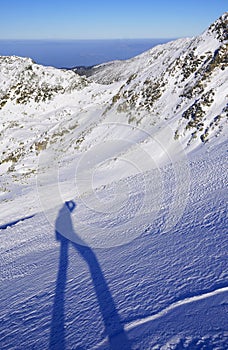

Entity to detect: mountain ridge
[0,13,227,183]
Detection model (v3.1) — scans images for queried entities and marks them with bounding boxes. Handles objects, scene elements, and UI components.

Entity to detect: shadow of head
[65,200,76,212]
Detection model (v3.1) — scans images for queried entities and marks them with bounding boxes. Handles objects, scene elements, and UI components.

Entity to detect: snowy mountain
[81,12,227,146]
[0,13,227,350]
[0,13,227,187]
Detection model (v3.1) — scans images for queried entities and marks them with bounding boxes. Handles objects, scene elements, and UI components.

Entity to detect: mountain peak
[0,56,88,108]
[207,12,228,42]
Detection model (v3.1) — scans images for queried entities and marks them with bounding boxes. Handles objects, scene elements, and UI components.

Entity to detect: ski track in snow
[0,215,35,230]
[125,286,228,331]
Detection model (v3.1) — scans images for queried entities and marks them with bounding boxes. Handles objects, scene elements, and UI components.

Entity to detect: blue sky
[0,0,227,39]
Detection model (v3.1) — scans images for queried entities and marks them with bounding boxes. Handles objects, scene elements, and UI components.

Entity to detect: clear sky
[0,0,227,39]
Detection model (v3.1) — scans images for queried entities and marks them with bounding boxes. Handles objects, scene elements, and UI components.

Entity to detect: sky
[0,0,227,39]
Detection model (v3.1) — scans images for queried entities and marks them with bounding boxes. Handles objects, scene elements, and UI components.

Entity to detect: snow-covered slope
[0,13,227,350]
[84,13,227,146]
[0,140,227,349]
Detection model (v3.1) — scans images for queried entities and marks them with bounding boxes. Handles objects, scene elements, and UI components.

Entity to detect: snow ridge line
[92,286,228,349]
[125,286,228,331]
[0,215,35,230]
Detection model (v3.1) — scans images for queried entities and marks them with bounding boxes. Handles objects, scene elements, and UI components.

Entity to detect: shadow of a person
[50,201,131,350]
[49,204,72,350]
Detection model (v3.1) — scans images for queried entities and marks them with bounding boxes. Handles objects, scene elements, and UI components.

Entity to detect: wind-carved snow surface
[0,13,227,350]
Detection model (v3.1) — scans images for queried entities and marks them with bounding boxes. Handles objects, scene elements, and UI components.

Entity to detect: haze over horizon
[0,38,175,68]
[0,0,227,40]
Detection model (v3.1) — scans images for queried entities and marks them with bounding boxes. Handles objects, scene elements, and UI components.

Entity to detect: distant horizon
[0,38,174,68]
[0,37,179,42]
[0,1,227,69]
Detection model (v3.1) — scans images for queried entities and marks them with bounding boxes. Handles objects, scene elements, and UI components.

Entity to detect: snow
[0,12,227,349]
[0,140,227,349]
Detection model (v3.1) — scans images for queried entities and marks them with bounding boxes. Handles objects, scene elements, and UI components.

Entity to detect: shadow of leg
[49,235,69,350]
[73,244,131,350]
